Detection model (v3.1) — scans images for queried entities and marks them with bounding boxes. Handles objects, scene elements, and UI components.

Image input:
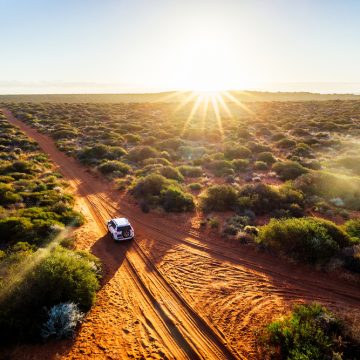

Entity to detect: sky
[0,0,360,94]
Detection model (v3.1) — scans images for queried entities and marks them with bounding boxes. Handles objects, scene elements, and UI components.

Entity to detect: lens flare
[172,90,254,138]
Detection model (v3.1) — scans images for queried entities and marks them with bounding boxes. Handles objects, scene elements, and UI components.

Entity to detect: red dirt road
[2,108,360,359]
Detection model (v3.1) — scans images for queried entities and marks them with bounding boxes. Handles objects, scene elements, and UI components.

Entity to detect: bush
[0,246,101,342]
[33,247,101,309]
[224,145,251,160]
[231,159,249,172]
[159,166,184,182]
[237,183,304,216]
[160,185,195,212]
[254,161,268,170]
[188,182,202,191]
[257,151,276,165]
[143,157,171,166]
[292,143,314,158]
[127,146,158,163]
[41,302,84,340]
[177,165,203,178]
[344,219,360,241]
[131,174,167,199]
[78,144,126,164]
[0,217,33,244]
[2,160,34,174]
[222,215,251,236]
[259,303,360,360]
[200,185,238,212]
[275,138,296,149]
[132,174,193,212]
[207,160,234,177]
[97,160,131,176]
[272,160,308,180]
[256,217,350,264]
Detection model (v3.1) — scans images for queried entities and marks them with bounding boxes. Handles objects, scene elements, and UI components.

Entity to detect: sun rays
[166,90,254,139]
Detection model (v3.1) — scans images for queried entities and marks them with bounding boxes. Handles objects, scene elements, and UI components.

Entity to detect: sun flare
[168,89,254,141]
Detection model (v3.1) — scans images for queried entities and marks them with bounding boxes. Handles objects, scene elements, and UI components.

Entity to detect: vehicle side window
[110,221,115,228]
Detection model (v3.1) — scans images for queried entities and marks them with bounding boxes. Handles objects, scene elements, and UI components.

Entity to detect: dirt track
[2,108,360,359]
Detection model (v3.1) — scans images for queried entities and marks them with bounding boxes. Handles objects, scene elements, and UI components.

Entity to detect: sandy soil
[2,108,360,360]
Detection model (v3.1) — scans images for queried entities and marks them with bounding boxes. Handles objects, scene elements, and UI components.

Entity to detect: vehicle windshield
[117,225,131,232]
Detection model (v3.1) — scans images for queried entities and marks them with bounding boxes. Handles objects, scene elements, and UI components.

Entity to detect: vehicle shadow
[90,233,132,285]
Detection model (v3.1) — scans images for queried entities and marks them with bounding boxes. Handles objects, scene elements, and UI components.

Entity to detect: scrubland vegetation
[1,98,360,357]
[258,303,360,359]
[4,99,359,273]
[0,110,101,343]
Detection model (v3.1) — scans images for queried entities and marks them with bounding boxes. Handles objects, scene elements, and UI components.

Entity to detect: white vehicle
[107,217,135,241]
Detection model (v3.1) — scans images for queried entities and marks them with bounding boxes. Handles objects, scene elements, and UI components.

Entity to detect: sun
[164,88,253,141]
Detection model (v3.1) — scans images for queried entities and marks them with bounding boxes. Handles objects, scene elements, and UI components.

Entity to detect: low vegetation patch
[131,174,194,212]
[256,217,350,264]
[272,160,308,180]
[200,184,238,212]
[258,303,360,360]
[0,112,101,344]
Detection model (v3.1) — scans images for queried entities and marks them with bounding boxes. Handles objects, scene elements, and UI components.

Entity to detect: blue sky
[1,0,360,93]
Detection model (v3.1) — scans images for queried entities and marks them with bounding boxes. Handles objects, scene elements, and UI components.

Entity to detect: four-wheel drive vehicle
[107,217,135,241]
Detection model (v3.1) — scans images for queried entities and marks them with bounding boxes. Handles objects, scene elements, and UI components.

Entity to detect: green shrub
[78,144,126,164]
[159,166,184,182]
[97,160,131,176]
[231,159,249,172]
[127,146,158,163]
[188,182,202,191]
[259,303,360,360]
[222,215,251,235]
[1,160,35,175]
[131,174,167,199]
[160,185,195,212]
[0,217,33,244]
[207,160,234,177]
[143,157,171,166]
[124,133,141,144]
[272,160,308,180]
[200,185,238,212]
[256,217,350,264]
[52,129,78,140]
[0,246,101,343]
[131,174,193,212]
[224,145,251,160]
[254,161,268,170]
[344,219,360,242]
[177,165,203,178]
[292,143,314,158]
[275,138,296,149]
[237,183,304,216]
[257,151,276,165]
